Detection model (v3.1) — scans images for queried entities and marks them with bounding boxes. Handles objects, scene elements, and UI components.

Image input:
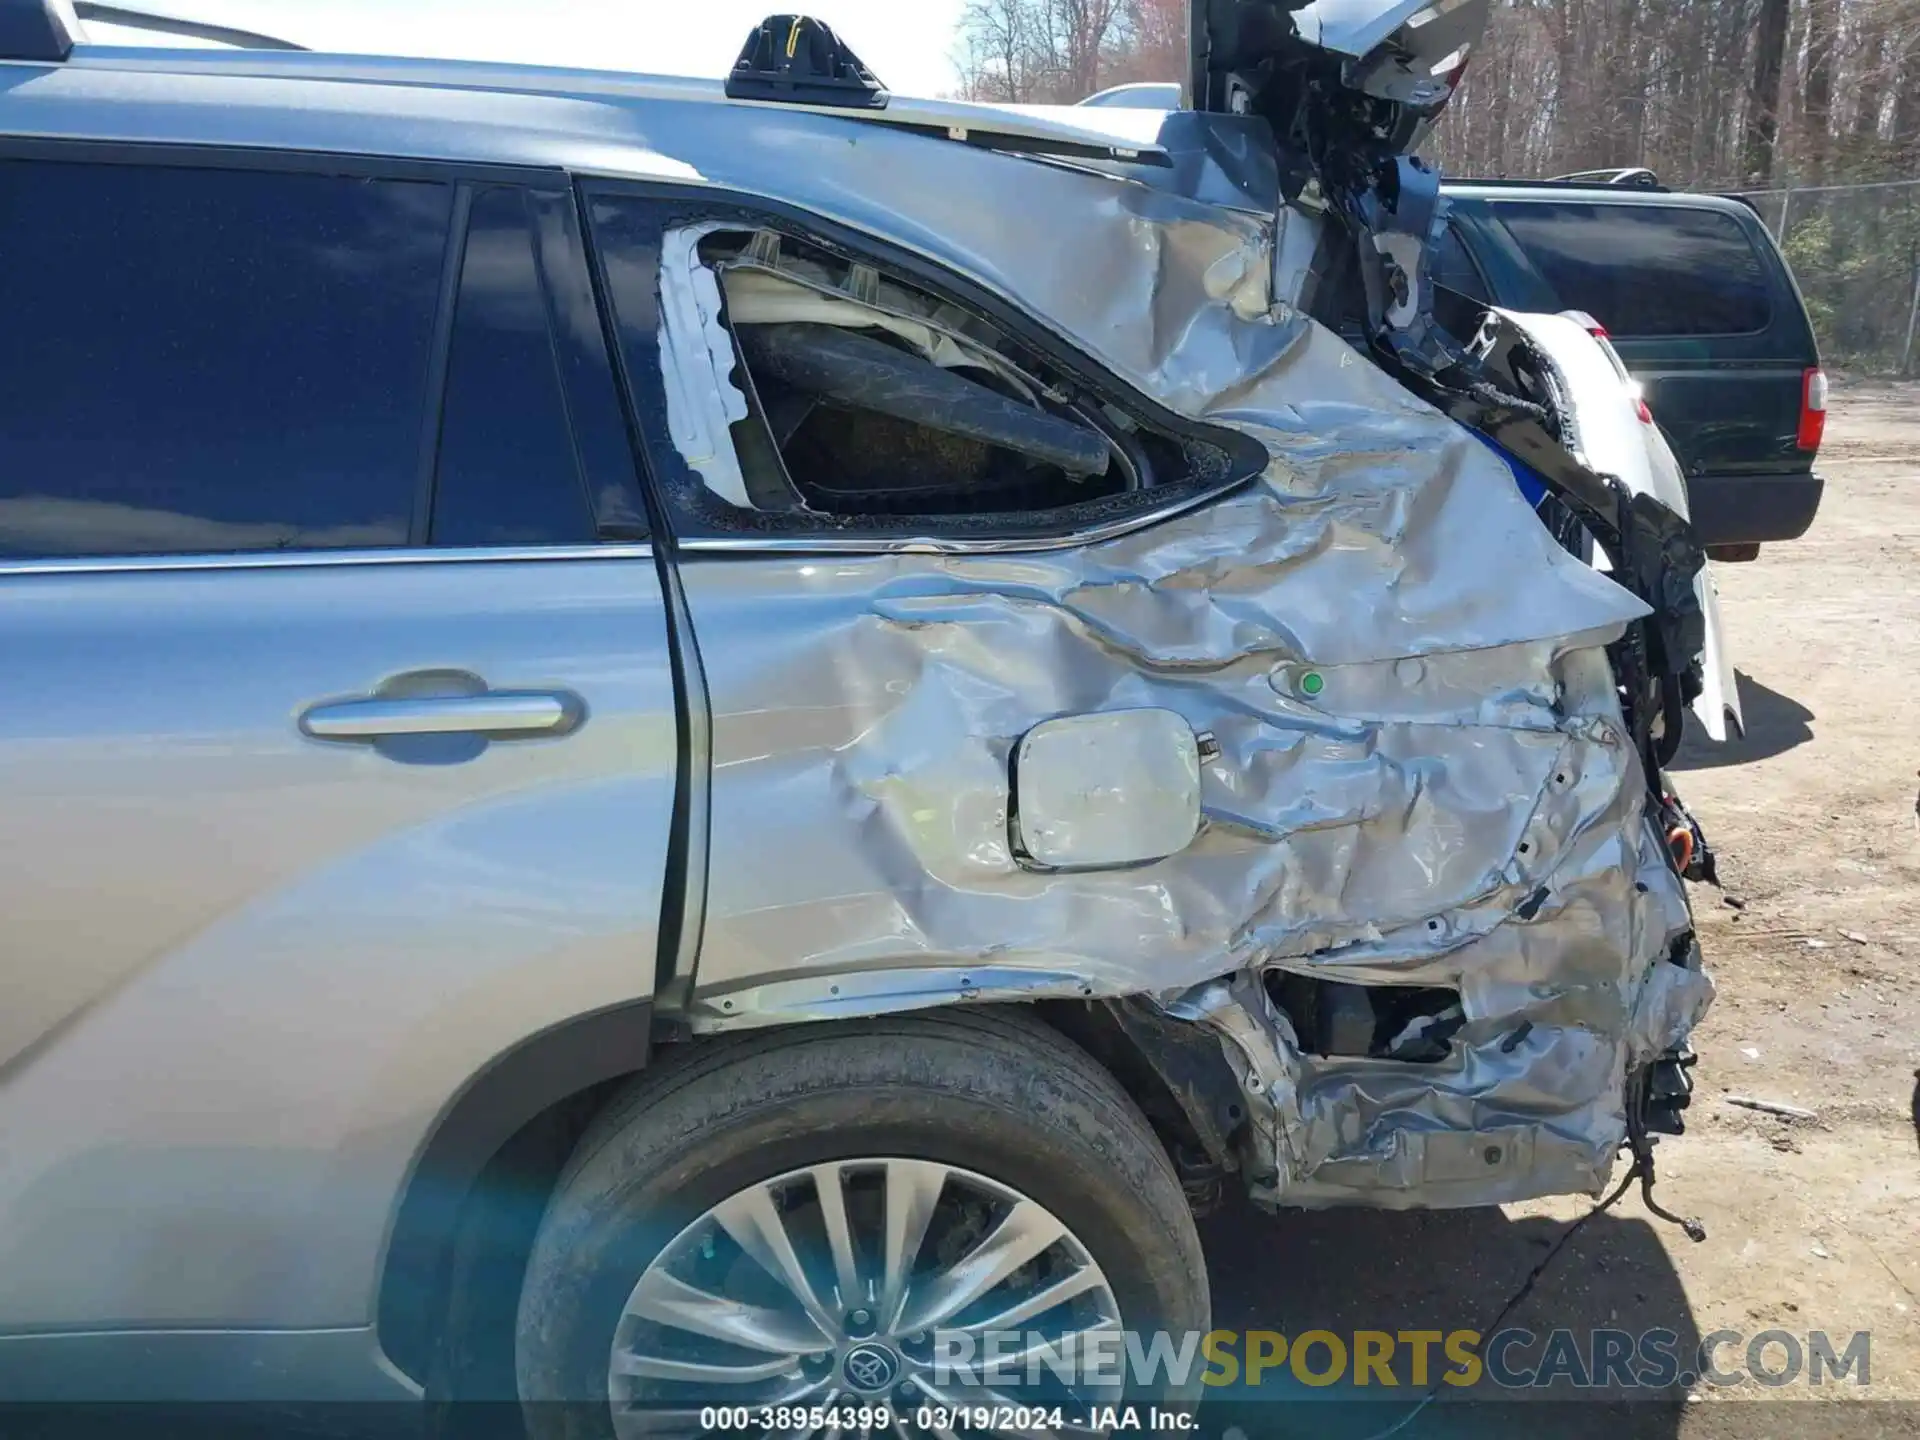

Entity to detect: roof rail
[73,1,303,49]
[2,0,305,55]
[1,0,77,61]
[1549,166,1663,189]
[1445,173,1671,194]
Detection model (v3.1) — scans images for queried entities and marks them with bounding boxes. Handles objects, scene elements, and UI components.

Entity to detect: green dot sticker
[1300,671,1325,696]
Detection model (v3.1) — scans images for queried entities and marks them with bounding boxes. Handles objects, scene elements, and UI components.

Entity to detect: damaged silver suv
[0,0,1718,1427]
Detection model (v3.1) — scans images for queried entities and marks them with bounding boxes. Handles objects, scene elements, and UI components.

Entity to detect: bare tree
[1105,0,1185,86]
[957,0,1039,101]
[954,0,1128,101]
[1746,0,1792,180]
[1895,1,1920,166]
[1804,0,1836,172]
[952,0,1920,188]
[1057,0,1126,95]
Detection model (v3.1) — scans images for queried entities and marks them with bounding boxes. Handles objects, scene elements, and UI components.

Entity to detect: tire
[515,1008,1209,1437]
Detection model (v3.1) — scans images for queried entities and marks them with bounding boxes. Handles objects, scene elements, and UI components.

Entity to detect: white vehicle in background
[1528,309,1744,742]
[1079,80,1182,108]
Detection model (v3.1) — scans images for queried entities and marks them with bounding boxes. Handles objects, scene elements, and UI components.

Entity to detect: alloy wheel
[607,1157,1126,1438]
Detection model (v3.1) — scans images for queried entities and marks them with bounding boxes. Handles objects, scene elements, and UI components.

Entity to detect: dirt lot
[1195,381,1920,1437]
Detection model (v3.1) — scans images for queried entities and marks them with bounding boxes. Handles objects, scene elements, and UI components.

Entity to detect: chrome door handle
[300,692,579,740]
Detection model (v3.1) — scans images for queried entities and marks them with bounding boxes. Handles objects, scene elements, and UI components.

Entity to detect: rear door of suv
[1446,192,1823,550]
[0,148,677,1347]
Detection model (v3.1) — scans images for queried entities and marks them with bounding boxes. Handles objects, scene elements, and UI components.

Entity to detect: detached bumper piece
[1688,470,1824,547]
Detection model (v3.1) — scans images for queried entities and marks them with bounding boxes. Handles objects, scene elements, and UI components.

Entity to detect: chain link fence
[1737,179,1920,375]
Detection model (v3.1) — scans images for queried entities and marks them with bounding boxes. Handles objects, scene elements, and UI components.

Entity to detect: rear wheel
[515,1009,1209,1438]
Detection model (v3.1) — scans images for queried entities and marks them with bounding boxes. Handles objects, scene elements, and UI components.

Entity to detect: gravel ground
[1195,380,1920,1437]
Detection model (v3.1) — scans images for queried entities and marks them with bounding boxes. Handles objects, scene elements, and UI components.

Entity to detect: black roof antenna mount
[725,14,888,110]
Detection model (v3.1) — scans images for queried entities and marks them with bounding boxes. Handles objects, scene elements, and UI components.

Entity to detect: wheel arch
[380,997,1244,1399]
[374,998,654,1390]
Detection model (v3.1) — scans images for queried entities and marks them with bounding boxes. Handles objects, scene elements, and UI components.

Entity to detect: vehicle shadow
[1671,670,1814,771]
[1195,1193,1700,1438]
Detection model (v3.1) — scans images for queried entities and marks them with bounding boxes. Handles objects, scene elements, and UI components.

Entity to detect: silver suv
[0,0,1715,1428]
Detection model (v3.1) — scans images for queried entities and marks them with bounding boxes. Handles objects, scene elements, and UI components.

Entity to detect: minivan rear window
[1491,202,1773,338]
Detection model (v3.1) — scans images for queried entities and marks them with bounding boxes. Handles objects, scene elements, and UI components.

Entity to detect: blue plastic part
[1475,431,1549,509]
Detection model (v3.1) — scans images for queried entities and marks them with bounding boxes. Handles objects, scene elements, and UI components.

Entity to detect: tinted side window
[1435,224,1491,303]
[430,186,596,547]
[0,158,451,558]
[1490,201,1772,337]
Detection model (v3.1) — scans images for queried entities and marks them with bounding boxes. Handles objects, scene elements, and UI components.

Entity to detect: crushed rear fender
[633,109,1712,1210]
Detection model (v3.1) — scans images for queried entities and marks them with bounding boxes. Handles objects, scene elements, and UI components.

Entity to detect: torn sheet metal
[656,226,752,508]
[1292,0,1482,60]
[634,118,1707,1209]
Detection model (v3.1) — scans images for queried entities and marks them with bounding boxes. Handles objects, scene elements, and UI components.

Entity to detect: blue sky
[101,1,971,98]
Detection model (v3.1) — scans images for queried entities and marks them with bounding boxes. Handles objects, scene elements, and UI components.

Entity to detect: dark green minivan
[1438,183,1826,558]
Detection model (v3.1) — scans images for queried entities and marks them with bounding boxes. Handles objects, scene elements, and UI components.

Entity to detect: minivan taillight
[1798,367,1827,451]
[1564,310,1653,422]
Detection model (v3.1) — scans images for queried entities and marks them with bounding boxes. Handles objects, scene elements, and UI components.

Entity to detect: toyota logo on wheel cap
[842,1342,900,1393]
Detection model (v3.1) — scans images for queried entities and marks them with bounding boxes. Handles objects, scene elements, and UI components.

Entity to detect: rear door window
[1490,201,1773,337]
[0,157,451,558]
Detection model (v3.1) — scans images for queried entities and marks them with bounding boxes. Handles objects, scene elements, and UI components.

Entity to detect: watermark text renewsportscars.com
[931,1327,1872,1391]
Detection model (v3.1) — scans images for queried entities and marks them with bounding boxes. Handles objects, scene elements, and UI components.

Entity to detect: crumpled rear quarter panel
[655,140,1711,1208]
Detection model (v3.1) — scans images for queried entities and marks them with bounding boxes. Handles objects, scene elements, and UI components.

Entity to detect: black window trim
[528,186,652,542]
[1484,195,1778,340]
[0,135,563,187]
[576,177,1272,557]
[0,136,650,569]
[0,543,656,580]
[421,182,628,548]
[414,183,475,545]
[517,187,606,541]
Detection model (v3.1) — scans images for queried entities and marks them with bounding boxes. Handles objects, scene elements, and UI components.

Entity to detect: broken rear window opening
[677,224,1247,526]
[582,191,1275,544]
